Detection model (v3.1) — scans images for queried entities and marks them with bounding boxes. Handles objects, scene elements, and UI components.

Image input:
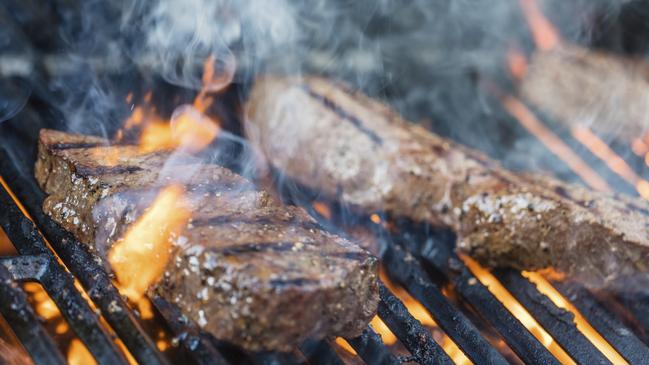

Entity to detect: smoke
[4,0,639,185]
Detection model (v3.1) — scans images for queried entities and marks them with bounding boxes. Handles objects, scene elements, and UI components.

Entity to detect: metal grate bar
[495,270,610,364]
[396,229,561,365]
[0,176,129,365]
[151,296,229,365]
[346,327,400,365]
[382,243,508,364]
[298,340,346,365]
[0,264,66,365]
[554,282,649,365]
[377,283,454,365]
[0,148,170,365]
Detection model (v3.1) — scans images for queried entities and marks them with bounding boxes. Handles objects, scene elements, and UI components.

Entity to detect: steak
[521,44,649,139]
[245,76,649,291]
[34,129,378,351]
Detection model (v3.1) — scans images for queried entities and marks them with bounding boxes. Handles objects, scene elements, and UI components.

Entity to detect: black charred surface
[151,297,231,365]
[346,327,400,365]
[382,244,508,364]
[495,270,610,365]
[299,340,346,365]
[0,164,131,365]
[376,283,453,365]
[554,282,649,365]
[393,225,561,365]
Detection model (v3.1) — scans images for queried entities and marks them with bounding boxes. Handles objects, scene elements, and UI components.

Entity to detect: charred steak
[35,129,378,351]
[245,76,649,291]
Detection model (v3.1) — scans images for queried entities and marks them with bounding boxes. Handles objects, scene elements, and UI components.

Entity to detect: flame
[523,272,629,365]
[518,0,560,51]
[507,47,528,80]
[631,138,648,157]
[125,55,230,153]
[334,337,357,356]
[380,271,472,364]
[461,256,575,365]
[369,214,382,224]
[370,316,398,346]
[68,339,97,365]
[23,282,60,321]
[312,202,332,220]
[108,185,191,301]
[501,95,611,192]
[572,126,649,200]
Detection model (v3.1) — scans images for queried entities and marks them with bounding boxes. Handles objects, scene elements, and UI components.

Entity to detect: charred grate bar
[376,283,453,365]
[393,229,561,365]
[495,269,611,364]
[346,327,400,365]
[554,282,649,365]
[381,243,508,364]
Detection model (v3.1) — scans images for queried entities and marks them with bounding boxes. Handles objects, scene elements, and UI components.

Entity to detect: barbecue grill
[2,92,649,365]
[4,1,649,364]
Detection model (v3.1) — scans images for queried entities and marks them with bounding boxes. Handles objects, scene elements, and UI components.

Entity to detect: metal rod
[554,282,649,365]
[495,270,610,365]
[377,283,454,365]
[346,327,400,365]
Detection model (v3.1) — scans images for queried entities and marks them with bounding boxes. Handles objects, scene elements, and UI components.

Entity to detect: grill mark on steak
[191,215,323,232]
[50,142,108,150]
[74,164,143,176]
[214,241,369,262]
[301,86,383,145]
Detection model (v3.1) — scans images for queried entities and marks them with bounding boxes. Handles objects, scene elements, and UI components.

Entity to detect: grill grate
[2,101,649,365]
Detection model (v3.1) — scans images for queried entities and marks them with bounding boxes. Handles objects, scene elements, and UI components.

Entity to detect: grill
[2,95,649,365]
[4,1,649,364]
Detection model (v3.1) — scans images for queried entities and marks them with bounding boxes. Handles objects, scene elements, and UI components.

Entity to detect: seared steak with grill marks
[245,76,649,291]
[34,129,378,351]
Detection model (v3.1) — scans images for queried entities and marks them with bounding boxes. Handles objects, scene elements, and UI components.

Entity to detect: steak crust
[35,129,378,352]
[245,76,649,291]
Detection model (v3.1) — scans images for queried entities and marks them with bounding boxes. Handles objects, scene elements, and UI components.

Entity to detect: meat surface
[34,129,378,351]
[245,76,649,291]
[521,44,649,139]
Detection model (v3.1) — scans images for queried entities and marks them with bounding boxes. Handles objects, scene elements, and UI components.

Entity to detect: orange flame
[126,55,231,153]
[523,272,629,365]
[461,256,575,364]
[108,185,191,301]
[501,95,611,192]
[68,339,97,365]
[518,0,561,51]
[334,337,357,356]
[571,126,649,200]
[138,106,219,153]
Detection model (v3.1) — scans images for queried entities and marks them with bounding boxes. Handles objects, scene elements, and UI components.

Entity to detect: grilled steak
[521,44,649,139]
[35,129,378,351]
[245,76,649,291]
